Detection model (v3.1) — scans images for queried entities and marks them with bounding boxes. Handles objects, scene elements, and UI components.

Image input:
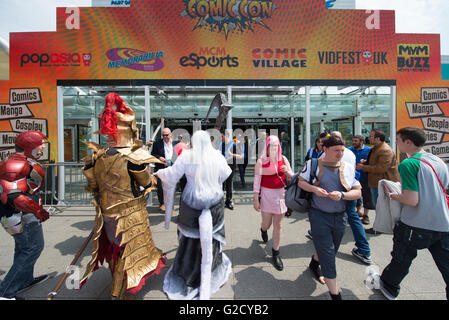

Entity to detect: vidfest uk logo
[182,0,276,39]
[106,48,164,71]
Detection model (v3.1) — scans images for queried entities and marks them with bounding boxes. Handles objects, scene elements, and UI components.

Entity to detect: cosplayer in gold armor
[80,92,165,299]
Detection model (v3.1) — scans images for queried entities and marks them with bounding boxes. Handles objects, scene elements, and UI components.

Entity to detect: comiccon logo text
[181,0,276,39]
[180,47,239,69]
[20,53,92,67]
[252,48,307,68]
[106,48,164,71]
[397,44,430,72]
[318,51,388,65]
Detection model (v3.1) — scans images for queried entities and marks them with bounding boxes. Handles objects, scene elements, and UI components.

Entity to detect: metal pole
[290,114,295,171]
[390,85,397,152]
[226,86,232,134]
[145,86,151,142]
[305,86,311,152]
[56,86,65,204]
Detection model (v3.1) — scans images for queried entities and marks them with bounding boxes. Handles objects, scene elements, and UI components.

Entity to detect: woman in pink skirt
[253,135,293,270]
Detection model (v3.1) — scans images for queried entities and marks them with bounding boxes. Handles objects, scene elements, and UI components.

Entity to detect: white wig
[183,130,224,209]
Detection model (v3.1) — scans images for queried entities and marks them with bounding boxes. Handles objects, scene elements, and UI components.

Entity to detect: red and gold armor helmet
[99,92,139,147]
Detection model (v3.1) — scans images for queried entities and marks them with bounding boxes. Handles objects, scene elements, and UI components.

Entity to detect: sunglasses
[162,134,170,137]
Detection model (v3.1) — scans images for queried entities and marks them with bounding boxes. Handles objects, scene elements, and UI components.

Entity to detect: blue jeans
[346,200,371,257]
[370,188,379,209]
[380,221,449,299]
[0,215,44,298]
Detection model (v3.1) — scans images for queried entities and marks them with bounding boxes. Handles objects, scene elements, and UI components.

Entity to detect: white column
[390,86,397,152]
[145,86,151,142]
[290,116,295,170]
[226,86,232,135]
[56,86,65,204]
[300,123,304,166]
[305,86,311,152]
[90,96,99,144]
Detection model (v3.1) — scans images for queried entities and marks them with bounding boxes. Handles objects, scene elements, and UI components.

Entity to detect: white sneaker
[379,280,397,300]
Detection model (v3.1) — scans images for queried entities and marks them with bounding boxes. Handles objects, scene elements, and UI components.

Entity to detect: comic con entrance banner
[0,0,448,161]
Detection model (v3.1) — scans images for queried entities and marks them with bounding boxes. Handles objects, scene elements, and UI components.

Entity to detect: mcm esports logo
[181,0,276,39]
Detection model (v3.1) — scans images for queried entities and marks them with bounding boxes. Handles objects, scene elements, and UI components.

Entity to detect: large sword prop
[46,230,94,300]
[145,118,165,151]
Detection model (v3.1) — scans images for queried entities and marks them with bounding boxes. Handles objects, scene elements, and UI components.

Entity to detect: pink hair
[175,142,188,156]
[260,135,283,163]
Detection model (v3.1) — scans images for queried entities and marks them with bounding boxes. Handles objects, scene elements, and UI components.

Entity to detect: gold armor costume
[79,93,165,299]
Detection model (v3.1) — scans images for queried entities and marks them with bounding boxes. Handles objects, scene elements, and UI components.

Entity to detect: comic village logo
[20,53,92,67]
[106,48,164,71]
[179,47,239,69]
[181,0,276,39]
[317,50,388,65]
[397,44,430,72]
[252,48,307,68]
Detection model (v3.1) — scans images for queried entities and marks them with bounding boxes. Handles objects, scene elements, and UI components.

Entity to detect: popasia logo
[181,0,276,39]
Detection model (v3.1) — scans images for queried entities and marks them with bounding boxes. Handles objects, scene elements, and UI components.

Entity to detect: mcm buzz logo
[181,0,276,39]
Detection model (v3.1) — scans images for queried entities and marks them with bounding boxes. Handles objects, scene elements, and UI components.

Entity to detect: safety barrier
[41,162,92,211]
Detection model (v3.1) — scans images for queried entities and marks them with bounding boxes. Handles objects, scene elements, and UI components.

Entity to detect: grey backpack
[285,159,318,213]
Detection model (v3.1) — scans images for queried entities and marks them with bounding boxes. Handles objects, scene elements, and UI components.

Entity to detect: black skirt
[172,198,225,288]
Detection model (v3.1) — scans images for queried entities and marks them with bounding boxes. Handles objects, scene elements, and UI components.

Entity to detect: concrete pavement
[0,193,446,300]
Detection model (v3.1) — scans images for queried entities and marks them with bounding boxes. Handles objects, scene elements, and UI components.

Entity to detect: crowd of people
[0,93,448,301]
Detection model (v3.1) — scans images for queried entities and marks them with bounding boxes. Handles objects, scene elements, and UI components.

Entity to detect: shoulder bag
[285,158,318,213]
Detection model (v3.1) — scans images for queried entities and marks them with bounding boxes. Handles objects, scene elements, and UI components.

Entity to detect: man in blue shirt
[349,135,374,224]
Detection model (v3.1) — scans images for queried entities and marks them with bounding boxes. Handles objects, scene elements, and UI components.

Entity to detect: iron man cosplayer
[0,131,49,224]
[79,92,166,299]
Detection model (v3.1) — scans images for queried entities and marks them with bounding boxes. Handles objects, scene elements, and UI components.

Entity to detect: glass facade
[62,85,393,193]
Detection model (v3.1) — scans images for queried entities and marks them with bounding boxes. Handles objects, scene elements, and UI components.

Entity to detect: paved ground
[0,193,446,300]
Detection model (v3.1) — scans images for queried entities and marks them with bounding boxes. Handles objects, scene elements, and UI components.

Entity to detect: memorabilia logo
[181,0,276,39]
[317,51,388,65]
[252,48,307,68]
[179,47,239,69]
[106,48,164,71]
[20,53,91,67]
[397,44,430,72]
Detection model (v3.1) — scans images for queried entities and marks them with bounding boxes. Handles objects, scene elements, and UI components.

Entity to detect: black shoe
[260,228,268,243]
[272,249,283,271]
[225,201,234,210]
[17,274,50,293]
[330,292,342,300]
[365,227,382,235]
[309,256,324,283]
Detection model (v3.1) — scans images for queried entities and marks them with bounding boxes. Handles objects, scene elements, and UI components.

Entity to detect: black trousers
[223,165,234,204]
[156,176,164,205]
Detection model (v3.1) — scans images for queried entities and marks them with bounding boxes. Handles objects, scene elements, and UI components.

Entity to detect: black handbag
[285,159,318,213]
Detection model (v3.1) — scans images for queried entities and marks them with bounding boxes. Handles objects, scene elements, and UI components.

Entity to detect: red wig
[99,92,129,145]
